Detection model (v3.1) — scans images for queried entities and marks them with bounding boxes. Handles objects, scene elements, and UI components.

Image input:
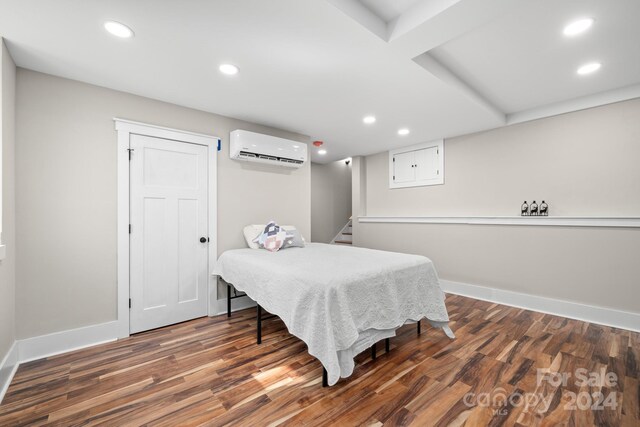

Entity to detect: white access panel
[392,150,416,184]
[389,140,444,189]
[415,146,440,181]
[129,134,209,333]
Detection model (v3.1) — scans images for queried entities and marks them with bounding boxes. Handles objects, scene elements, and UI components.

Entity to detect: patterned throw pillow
[243,224,307,249]
[253,221,288,252]
[281,229,305,249]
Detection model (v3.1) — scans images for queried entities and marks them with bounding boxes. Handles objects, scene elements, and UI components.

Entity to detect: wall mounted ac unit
[230,130,307,168]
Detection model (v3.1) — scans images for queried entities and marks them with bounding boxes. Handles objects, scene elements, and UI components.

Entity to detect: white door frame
[115,118,218,339]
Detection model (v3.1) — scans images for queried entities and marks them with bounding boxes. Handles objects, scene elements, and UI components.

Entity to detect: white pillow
[243,224,305,249]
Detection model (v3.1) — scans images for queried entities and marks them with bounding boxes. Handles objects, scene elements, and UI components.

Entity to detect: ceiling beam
[507,83,640,125]
[390,0,525,58]
[325,0,387,41]
[388,0,463,42]
[413,52,506,124]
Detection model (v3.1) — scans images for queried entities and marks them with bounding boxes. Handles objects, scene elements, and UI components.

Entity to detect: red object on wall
[313,140,324,147]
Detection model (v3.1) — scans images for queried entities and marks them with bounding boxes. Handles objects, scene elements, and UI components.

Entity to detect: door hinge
[127,148,134,160]
[129,298,132,308]
[437,170,440,175]
[129,224,132,234]
[393,175,395,180]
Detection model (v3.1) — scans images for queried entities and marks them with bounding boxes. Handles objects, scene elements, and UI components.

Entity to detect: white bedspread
[214,243,449,385]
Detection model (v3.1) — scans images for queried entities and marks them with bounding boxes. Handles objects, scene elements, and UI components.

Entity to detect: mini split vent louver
[230,130,307,168]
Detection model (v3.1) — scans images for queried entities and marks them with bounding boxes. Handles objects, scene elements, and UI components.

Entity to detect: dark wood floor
[0,294,638,426]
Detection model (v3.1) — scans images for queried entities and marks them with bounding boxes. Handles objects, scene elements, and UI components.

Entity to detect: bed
[214,242,454,386]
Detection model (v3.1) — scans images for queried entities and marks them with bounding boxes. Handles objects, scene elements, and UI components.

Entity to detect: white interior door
[130,134,209,333]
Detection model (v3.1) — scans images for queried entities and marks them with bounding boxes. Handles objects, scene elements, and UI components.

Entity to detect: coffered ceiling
[1,0,638,162]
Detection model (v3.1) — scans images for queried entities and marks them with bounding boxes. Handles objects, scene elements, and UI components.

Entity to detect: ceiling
[430,0,640,114]
[1,0,639,163]
[358,0,422,23]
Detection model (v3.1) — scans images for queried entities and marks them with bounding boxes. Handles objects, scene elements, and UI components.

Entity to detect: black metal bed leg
[227,284,232,317]
[257,304,262,344]
[322,367,328,387]
[417,319,421,335]
[385,338,390,353]
[371,342,376,360]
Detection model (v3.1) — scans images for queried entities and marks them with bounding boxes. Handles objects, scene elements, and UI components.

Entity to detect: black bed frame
[227,283,421,387]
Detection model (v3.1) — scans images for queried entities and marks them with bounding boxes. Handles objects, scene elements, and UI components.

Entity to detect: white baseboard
[440,279,640,333]
[213,295,256,316]
[0,342,19,404]
[0,321,120,404]
[18,321,120,364]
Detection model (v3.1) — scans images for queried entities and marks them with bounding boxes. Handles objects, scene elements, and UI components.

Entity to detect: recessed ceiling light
[318,149,327,155]
[398,128,410,136]
[577,62,601,75]
[363,115,376,124]
[563,18,594,36]
[104,21,134,38]
[219,63,239,75]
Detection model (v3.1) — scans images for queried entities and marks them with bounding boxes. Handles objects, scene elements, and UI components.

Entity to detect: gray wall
[0,39,16,361]
[15,69,310,339]
[311,160,352,243]
[366,99,640,216]
[356,98,640,314]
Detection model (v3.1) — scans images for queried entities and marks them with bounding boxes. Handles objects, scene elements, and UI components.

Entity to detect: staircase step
[334,240,352,245]
[342,232,352,235]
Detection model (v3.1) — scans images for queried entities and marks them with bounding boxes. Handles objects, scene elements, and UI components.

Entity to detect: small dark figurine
[521,201,529,216]
[540,200,548,216]
[530,200,539,216]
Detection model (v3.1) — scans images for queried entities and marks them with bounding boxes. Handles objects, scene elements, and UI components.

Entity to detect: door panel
[130,134,208,333]
[393,151,415,184]
[144,147,199,188]
[178,198,201,303]
[415,146,439,181]
[143,197,169,309]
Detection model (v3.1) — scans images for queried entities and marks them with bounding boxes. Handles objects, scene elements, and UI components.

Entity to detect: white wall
[311,160,352,243]
[15,69,310,339]
[0,39,16,364]
[356,98,640,314]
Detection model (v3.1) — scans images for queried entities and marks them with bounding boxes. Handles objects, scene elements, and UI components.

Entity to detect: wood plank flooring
[1,294,638,426]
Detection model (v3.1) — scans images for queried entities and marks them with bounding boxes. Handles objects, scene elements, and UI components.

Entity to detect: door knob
[200,237,207,243]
